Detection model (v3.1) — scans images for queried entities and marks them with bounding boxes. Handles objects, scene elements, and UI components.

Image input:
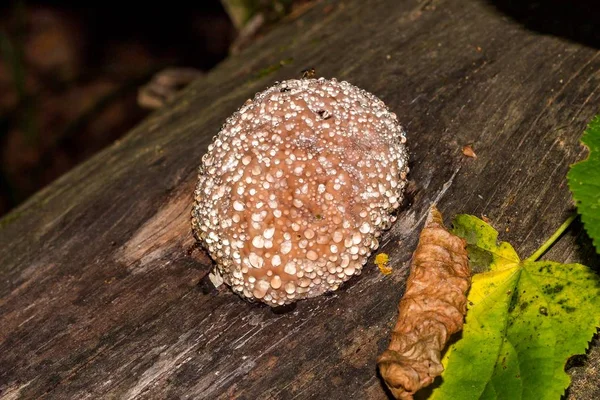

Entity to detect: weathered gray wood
[1,0,599,399]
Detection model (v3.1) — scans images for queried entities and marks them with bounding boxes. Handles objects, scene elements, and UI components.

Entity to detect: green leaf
[568,115,600,253]
[430,216,600,400]
[452,214,520,272]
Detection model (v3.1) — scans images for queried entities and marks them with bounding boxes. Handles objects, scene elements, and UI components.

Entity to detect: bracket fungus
[191,77,409,306]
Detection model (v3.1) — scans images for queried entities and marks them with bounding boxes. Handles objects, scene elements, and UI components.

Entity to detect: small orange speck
[462,145,477,159]
[375,253,392,275]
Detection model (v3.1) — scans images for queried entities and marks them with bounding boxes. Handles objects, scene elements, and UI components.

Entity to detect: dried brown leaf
[377,206,470,399]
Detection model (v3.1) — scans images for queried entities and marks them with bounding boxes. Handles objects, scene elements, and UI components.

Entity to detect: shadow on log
[487,0,600,49]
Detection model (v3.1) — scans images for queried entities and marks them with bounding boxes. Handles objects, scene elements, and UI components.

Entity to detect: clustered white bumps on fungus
[192,78,408,306]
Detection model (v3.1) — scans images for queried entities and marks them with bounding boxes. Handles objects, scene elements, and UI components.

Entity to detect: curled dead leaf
[377,206,471,399]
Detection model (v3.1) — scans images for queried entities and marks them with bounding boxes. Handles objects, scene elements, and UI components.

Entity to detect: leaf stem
[526,214,577,262]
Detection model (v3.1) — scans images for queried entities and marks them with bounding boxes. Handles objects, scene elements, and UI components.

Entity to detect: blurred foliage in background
[222,0,293,29]
[0,0,314,218]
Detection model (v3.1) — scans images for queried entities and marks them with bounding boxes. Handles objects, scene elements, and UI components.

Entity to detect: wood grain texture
[1,0,599,399]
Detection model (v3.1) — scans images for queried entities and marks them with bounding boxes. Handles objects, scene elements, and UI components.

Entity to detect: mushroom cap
[192,78,408,306]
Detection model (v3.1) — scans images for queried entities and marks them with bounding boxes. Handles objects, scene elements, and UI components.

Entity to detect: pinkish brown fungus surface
[192,78,408,306]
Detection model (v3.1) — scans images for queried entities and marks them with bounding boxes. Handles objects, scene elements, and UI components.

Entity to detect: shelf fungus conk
[191,78,408,306]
